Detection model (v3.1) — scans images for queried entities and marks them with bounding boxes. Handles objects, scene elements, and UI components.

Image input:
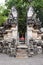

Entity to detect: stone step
[16,54,28,58]
[16,48,28,58]
[17,44,28,49]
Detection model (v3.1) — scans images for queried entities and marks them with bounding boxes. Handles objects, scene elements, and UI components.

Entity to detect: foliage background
[0,0,43,36]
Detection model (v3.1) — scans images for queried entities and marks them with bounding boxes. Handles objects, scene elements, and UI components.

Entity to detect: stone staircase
[16,44,28,58]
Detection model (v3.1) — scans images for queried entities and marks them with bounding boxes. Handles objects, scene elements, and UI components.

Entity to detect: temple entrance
[0,6,43,58]
[19,33,25,44]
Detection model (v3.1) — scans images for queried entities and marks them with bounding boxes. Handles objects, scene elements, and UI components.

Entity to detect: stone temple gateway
[0,6,43,58]
[25,6,43,56]
[26,6,41,45]
[4,6,18,45]
[0,6,19,57]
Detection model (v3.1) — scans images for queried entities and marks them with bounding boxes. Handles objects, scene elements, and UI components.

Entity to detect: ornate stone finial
[5,6,18,28]
[27,6,34,24]
[11,6,18,18]
[27,6,34,18]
